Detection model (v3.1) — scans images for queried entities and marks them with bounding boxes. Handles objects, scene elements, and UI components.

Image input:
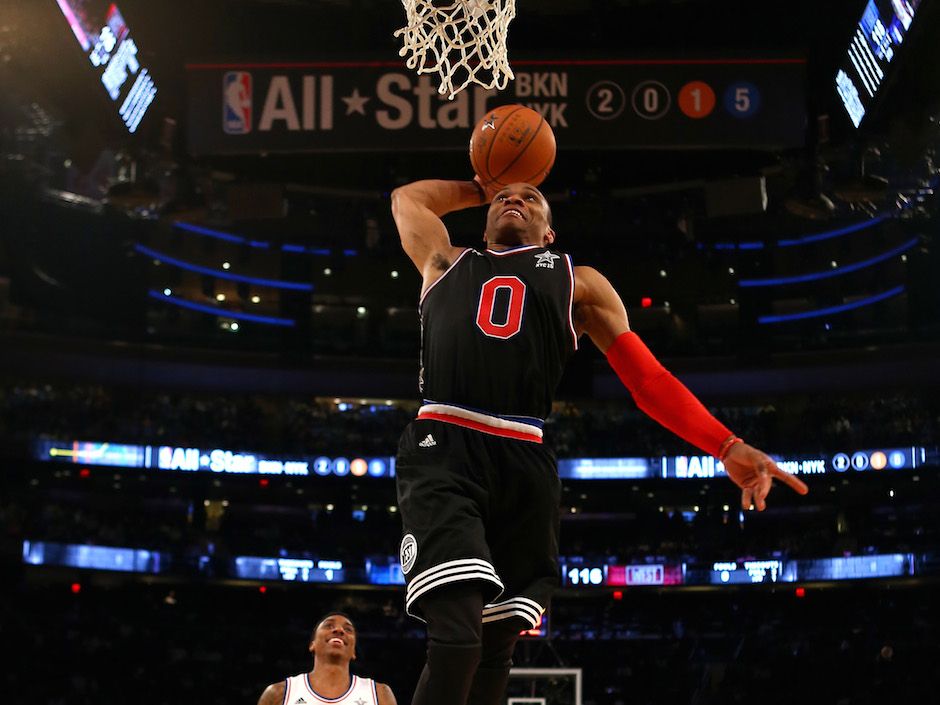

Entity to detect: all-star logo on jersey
[535,252,560,269]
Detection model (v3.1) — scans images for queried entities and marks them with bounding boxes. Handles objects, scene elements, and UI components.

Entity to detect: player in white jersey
[257,612,397,705]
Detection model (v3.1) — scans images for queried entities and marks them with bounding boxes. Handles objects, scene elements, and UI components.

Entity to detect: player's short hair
[310,611,355,641]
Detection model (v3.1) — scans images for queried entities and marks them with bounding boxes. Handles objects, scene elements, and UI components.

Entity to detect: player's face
[309,615,357,663]
[485,183,555,248]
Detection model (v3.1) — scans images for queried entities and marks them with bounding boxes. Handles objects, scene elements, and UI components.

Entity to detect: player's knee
[421,582,485,647]
[480,620,520,668]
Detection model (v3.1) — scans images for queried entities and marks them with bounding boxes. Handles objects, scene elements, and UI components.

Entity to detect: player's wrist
[718,435,744,462]
[471,176,493,204]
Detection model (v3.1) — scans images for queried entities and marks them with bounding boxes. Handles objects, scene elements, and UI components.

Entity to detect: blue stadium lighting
[777,214,890,246]
[147,290,296,327]
[135,244,313,291]
[710,213,889,250]
[173,221,246,244]
[173,222,352,257]
[739,238,917,287]
[757,285,904,324]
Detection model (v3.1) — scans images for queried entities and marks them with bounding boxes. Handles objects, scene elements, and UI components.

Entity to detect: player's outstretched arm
[390,179,487,287]
[257,682,286,705]
[573,265,808,510]
[376,682,398,705]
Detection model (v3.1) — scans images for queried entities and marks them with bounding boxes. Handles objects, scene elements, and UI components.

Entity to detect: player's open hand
[722,442,809,511]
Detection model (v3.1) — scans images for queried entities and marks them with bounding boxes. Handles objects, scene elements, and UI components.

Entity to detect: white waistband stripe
[418,404,543,439]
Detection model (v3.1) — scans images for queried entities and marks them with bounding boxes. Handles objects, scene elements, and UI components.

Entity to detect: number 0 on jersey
[476,276,526,339]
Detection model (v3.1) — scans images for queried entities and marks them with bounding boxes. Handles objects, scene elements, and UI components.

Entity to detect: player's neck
[486,238,546,251]
[308,663,352,697]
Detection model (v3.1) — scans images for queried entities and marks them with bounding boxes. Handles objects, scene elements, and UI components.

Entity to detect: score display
[835,0,924,127]
[234,557,345,583]
[54,1,157,132]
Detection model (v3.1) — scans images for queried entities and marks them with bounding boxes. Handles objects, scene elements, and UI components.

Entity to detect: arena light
[757,284,904,323]
[149,290,296,327]
[135,244,314,291]
[740,238,917,287]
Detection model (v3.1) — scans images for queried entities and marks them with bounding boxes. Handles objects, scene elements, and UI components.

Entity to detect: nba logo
[223,71,252,134]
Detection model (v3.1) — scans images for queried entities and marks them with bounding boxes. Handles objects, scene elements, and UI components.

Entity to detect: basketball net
[394,0,516,100]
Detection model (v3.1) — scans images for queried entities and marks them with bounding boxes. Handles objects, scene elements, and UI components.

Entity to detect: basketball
[469,104,556,188]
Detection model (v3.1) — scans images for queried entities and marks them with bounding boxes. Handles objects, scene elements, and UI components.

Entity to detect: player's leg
[396,421,503,705]
[466,618,521,705]
[470,436,562,705]
[411,582,484,705]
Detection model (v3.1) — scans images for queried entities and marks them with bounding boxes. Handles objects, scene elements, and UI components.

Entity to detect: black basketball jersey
[418,245,578,421]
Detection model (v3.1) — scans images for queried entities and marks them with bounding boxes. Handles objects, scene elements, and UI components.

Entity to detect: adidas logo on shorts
[418,434,437,448]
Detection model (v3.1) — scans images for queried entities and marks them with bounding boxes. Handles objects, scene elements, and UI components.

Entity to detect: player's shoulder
[572,265,617,303]
[257,679,287,705]
[373,680,397,705]
[572,264,608,284]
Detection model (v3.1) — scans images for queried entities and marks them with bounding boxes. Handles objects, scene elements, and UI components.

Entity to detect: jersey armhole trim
[419,248,472,306]
[565,254,579,350]
[282,677,291,705]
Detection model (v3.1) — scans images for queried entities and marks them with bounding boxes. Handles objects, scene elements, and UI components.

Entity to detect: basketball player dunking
[257,612,397,705]
[391,178,809,705]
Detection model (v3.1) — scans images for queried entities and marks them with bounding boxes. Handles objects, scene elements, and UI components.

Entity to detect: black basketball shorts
[395,418,561,630]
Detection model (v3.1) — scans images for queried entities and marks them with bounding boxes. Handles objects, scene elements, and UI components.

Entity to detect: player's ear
[544,227,556,246]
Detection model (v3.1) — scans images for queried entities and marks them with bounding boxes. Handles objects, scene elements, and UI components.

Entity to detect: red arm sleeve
[606,332,735,458]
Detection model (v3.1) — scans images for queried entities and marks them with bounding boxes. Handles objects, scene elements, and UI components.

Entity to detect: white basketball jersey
[283,673,378,705]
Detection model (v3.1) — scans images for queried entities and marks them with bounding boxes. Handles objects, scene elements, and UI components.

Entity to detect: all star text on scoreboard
[229,71,571,134]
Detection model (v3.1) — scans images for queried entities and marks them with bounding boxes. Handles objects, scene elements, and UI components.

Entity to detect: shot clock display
[54,0,157,133]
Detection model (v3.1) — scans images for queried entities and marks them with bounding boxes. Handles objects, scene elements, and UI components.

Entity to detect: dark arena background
[2,1,940,703]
